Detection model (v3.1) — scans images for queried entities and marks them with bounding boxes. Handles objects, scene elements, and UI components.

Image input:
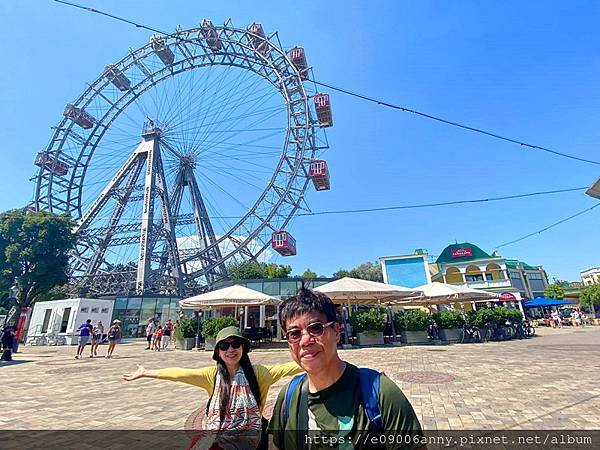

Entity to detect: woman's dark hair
[213,342,262,424]
[279,286,337,331]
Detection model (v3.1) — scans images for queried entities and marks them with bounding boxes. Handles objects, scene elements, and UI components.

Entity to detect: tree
[333,261,383,282]
[544,283,565,299]
[227,261,292,280]
[580,284,600,313]
[0,210,76,328]
[301,269,317,279]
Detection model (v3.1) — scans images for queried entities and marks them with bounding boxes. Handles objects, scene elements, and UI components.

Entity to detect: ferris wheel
[32,19,333,296]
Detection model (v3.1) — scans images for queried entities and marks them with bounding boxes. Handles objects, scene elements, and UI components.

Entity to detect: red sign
[451,248,473,258]
[499,292,517,301]
[15,307,29,340]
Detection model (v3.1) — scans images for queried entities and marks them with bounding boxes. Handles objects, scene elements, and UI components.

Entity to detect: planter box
[176,338,196,350]
[400,330,428,344]
[439,328,462,343]
[204,337,216,351]
[356,331,384,346]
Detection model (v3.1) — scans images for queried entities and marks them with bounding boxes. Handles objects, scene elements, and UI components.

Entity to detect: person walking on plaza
[75,319,94,359]
[145,318,155,350]
[268,288,424,449]
[123,326,302,449]
[153,326,163,351]
[105,320,122,359]
[1,326,15,361]
[90,320,104,357]
[171,319,179,346]
[162,320,172,350]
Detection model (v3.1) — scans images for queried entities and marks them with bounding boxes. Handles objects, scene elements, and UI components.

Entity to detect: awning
[522,297,578,308]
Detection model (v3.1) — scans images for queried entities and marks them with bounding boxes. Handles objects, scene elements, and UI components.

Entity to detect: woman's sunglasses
[217,340,243,351]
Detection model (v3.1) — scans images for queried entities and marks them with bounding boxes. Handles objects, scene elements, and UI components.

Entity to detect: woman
[105,319,121,359]
[90,320,104,357]
[123,326,301,449]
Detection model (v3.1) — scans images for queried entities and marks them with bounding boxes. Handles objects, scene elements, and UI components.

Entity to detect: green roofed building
[429,242,548,300]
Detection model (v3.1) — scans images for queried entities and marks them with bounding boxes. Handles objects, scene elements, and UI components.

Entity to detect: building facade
[581,267,600,286]
[380,242,549,301]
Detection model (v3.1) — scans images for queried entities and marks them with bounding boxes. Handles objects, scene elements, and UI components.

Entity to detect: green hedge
[433,310,465,329]
[201,316,239,338]
[174,317,197,339]
[349,308,386,333]
[394,309,430,332]
[469,307,523,327]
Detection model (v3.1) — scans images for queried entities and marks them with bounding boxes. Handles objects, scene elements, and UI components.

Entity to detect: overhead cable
[495,203,600,248]
[298,187,587,217]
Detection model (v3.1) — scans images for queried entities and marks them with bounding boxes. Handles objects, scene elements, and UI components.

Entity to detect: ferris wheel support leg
[136,138,158,294]
[153,148,185,295]
[184,165,228,285]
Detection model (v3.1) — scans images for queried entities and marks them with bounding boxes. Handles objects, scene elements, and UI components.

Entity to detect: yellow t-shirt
[158,361,302,413]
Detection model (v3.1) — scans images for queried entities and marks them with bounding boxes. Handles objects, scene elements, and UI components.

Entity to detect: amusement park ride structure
[32,20,333,297]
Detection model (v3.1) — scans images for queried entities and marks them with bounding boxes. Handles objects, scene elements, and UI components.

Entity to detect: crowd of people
[74,318,122,359]
[144,318,177,351]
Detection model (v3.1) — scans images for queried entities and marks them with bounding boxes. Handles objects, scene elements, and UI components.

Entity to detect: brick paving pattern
[1,326,599,430]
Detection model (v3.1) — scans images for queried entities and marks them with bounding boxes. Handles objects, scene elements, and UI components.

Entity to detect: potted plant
[348,308,385,346]
[174,317,197,350]
[201,316,239,351]
[395,309,430,344]
[434,310,465,343]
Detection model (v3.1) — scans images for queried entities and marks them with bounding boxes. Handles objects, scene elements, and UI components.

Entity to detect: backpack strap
[281,373,307,426]
[359,367,383,432]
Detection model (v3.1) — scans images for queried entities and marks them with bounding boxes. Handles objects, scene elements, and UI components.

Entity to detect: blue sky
[1,0,599,282]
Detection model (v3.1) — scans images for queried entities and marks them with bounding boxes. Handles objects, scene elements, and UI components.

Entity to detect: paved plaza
[1,326,599,431]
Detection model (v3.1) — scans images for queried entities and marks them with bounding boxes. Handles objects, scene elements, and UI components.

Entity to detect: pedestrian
[123,326,302,449]
[153,326,163,351]
[581,310,587,327]
[171,319,179,346]
[1,326,15,362]
[90,320,104,357]
[75,319,94,359]
[573,310,582,327]
[105,320,122,359]
[268,287,424,449]
[162,320,172,350]
[145,318,155,350]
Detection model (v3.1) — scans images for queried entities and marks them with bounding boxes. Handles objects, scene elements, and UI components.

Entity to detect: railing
[453,279,512,289]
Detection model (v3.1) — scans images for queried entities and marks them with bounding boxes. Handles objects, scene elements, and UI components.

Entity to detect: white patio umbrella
[179,284,281,308]
[314,277,422,304]
[404,282,500,306]
[315,277,422,345]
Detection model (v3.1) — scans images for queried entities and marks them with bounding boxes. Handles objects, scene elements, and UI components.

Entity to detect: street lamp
[585,177,600,200]
[195,310,203,349]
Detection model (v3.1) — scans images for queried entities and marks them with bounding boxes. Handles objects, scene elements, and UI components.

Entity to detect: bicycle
[460,322,483,343]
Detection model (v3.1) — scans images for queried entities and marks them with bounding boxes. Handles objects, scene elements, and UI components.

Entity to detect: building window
[509,271,524,291]
[80,307,89,313]
[101,307,109,314]
[41,309,52,333]
[91,307,99,313]
[465,274,484,282]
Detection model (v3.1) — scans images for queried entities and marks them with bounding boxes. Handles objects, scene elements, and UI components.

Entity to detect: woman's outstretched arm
[122,364,159,381]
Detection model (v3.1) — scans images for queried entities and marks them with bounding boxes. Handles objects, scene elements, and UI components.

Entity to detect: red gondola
[272,231,296,256]
[201,19,222,52]
[63,104,95,129]
[104,64,131,91]
[309,160,330,191]
[314,93,333,127]
[150,35,175,65]
[289,47,309,80]
[35,151,69,176]
[247,23,270,57]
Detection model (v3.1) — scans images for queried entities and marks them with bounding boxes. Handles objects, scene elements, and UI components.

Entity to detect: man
[1,326,15,361]
[145,318,155,350]
[75,319,94,359]
[269,288,424,449]
[162,319,172,350]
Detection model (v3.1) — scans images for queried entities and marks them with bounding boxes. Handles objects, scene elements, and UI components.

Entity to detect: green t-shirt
[268,363,423,449]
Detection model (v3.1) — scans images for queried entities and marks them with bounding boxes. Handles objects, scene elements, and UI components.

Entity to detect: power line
[52,0,600,167]
[298,187,588,217]
[310,79,600,166]
[53,0,168,35]
[495,203,600,249]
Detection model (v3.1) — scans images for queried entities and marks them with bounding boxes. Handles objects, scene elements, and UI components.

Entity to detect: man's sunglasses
[285,321,335,344]
[217,340,243,351]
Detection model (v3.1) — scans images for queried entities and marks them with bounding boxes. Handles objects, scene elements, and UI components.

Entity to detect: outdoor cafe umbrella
[314,277,423,344]
[403,282,500,306]
[179,284,281,308]
[522,297,577,308]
